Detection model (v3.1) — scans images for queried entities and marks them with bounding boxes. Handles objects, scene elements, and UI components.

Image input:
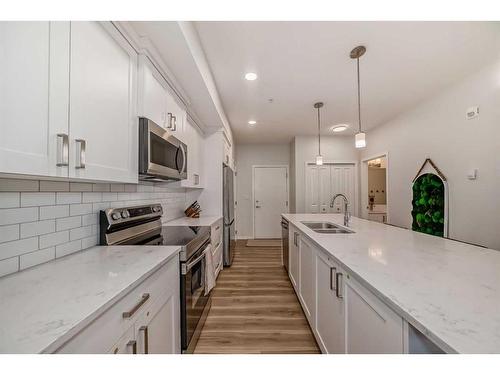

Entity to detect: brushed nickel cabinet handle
[122,293,150,318]
[215,225,220,231]
[166,112,173,129]
[127,340,137,354]
[330,266,337,291]
[336,272,343,299]
[75,139,86,169]
[56,133,69,166]
[139,326,149,354]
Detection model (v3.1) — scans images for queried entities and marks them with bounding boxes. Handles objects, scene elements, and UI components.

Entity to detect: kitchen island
[283,213,500,354]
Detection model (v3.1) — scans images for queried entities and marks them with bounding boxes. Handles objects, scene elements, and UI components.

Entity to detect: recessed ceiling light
[244,72,258,81]
[330,124,349,133]
[248,120,257,125]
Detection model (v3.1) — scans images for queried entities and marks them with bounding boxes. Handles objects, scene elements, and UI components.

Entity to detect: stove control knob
[111,212,121,220]
[152,206,161,213]
[121,211,129,219]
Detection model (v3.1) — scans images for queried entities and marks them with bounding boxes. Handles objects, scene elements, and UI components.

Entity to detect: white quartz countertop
[0,245,181,353]
[164,215,222,227]
[282,213,500,353]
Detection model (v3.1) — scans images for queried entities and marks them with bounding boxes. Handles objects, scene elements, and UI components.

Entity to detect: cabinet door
[0,21,69,178]
[288,228,299,290]
[166,91,186,141]
[135,293,181,354]
[344,274,403,353]
[299,236,315,326]
[181,119,202,187]
[108,326,137,354]
[315,250,345,353]
[68,22,138,183]
[138,56,169,128]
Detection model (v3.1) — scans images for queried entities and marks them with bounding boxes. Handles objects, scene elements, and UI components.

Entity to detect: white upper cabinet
[0,22,70,178]
[138,55,169,128]
[181,118,203,188]
[138,55,187,141]
[68,22,138,183]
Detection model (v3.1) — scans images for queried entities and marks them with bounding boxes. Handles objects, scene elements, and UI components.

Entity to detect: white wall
[293,136,360,214]
[360,60,500,250]
[235,143,290,239]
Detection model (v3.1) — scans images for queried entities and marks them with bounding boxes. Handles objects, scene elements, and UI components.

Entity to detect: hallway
[194,241,320,354]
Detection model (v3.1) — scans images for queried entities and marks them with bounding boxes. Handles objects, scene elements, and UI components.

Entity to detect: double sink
[301,221,355,234]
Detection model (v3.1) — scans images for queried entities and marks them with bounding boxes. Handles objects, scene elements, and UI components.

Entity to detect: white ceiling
[194,21,500,143]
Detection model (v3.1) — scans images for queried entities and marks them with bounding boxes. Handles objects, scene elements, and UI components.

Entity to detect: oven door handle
[186,251,205,272]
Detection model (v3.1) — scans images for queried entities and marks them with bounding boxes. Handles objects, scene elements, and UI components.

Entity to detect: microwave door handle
[180,144,186,173]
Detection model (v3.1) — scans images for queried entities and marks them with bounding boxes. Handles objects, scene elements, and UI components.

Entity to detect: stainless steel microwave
[139,118,188,181]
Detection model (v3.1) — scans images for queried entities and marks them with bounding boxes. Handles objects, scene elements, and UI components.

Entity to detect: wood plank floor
[194,241,320,354]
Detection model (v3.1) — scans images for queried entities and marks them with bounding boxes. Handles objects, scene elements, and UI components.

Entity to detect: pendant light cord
[317,106,321,155]
[357,57,362,133]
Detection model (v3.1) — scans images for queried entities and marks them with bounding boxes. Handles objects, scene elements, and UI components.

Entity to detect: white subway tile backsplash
[21,192,56,207]
[82,235,98,249]
[56,240,82,258]
[40,181,70,192]
[82,213,98,226]
[56,216,82,231]
[110,184,125,192]
[20,220,55,238]
[0,178,187,277]
[0,207,38,225]
[0,178,39,192]
[20,247,55,270]
[82,192,102,203]
[39,205,69,220]
[102,192,118,202]
[39,230,69,249]
[70,182,93,192]
[0,237,38,261]
[0,192,20,208]
[0,257,19,277]
[70,225,93,241]
[69,203,92,216]
[56,192,82,205]
[0,225,20,243]
[92,184,110,192]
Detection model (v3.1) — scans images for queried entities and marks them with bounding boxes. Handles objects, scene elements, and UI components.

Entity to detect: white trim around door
[361,152,390,222]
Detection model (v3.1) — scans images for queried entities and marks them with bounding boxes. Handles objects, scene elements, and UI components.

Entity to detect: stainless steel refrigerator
[223,164,236,266]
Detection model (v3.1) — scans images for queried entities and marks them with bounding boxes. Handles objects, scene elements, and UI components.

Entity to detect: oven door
[180,245,209,350]
[139,118,187,181]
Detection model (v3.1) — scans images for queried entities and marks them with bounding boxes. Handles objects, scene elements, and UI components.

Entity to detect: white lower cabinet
[344,274,403,353]
[299,236,316,326]
[55,255,180,354]
[289,229,405,354]
[315,249,345,354]
[288,226,300,291]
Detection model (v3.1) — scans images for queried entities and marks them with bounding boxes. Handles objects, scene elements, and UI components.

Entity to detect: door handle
[139,326,149,354]
[75,139,86,169]
[330,266,337,291]
[335,272,343,298]
[127,340,137,354]
[255,205,261,208]
[56,133,69,166]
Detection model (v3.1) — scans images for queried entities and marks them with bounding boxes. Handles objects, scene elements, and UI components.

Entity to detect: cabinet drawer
[213,242,223,278]
[211,219,222,247]
[55,254,179,353]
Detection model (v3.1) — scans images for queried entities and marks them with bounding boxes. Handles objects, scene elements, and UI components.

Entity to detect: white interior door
[253,166,288,239]
[330,165,356,214]
[305,166,319,213]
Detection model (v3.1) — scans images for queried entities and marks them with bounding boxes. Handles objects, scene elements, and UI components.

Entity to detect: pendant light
[351,45,367,148]
[314,102,324,165]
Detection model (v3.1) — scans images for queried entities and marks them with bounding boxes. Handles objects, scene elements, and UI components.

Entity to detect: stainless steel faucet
[330,193,351,226]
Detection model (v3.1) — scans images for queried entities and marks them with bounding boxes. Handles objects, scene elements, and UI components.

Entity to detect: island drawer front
[55,255,179,353]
